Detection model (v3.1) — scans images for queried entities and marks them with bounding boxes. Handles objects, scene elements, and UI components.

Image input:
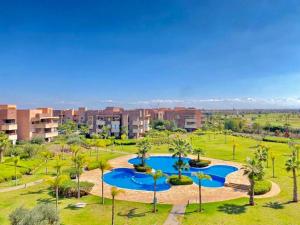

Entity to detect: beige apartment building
[0,105,18,144]
[17,108,59,142]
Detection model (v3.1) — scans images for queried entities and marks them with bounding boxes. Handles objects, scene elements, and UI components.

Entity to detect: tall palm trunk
[272,158,275,178]
[178,154,182,180]
[232,145,236,160]
[14,165,17,186]
[293,168,298,202]
[198,181,202,212]
[141,153,145,167]
[249,179,255,206]
[77,169,80,199]
[153,181,157,213]
[101,170,105,204]
[96,147,99,161]
[0,150,4,163]
[55,186,59,213]
[112,197,115,225]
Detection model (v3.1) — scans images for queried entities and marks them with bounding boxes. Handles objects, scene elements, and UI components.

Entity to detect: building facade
[0,105,18,144]
[17,108,59,142]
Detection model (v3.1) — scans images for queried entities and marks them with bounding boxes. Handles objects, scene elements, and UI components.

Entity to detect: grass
[0,183,171,225]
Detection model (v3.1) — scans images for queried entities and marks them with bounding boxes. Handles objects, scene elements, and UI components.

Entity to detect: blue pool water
[103,156,238,191]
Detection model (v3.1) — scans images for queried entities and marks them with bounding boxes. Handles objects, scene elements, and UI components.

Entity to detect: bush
[114,139,137,145]
[30,137,45,145]
[168,175,193,185]
[262,136,291,143]
[85,161,99,171]
[254,180,272,195]
[58,180,94,197]
[133,164,152,173]
[189,159,211,168]
[64,167,78,179]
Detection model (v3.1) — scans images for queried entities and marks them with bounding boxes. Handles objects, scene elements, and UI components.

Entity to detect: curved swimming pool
[103,156,238,191]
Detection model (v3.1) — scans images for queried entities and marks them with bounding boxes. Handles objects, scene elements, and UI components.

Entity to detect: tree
[192,172,211,212]
[255,146,268,168]
[48,175,68,213]
[137,139,152,167]
[147,170,167,213]
[58,119,78,135]
[169,138,192,180]
[242,157,264,206]
[111,187,125,225]
[285,153,300,202]
[257,144,270,167]
[72,153,86,199]
[70,144,81,158]
[192,148,205,161]
[40,150,53,175]
[0,132,11,162]
[94,139,105,161]
[271,153,275,178]
[232,139,239,160]
[9,204,59,225]
[99,160,111,204]
[5,156,20,186]
[100,125,110,139]
[173,159,190,180]
[223,129,232,144]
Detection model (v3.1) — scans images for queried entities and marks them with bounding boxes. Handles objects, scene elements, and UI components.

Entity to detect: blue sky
[1,0,300,109]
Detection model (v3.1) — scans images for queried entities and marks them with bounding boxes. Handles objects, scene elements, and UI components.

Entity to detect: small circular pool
[103,156,238,191]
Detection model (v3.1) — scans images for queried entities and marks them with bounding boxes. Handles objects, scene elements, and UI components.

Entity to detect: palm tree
[147,170,167,213]
[173,159,190,180]
[223,129,232,144]
[258,144,270,167]
[48,175,68,213]
[285,153,300,202]
[5,156,20,186]
[192,172,211,212]
[0,132,11,163]
[271,153,275,178]
[94,139,104,161]
[101,125,110,139]
[192,148,205,161]
[72,153,86,199]
[255,146,268,167]
[242,157,264,206]
[40,150,53,175]
[232,139,239,160]
[70,144,81,157]
[99,160,111,204]
[53,158,64,176]
[137,139,152,167]
[111,187,125,225]
[169,138,192,180]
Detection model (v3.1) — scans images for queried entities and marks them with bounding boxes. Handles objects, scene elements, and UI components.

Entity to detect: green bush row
[114,139,137,145]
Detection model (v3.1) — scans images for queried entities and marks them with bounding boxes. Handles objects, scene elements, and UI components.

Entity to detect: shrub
[254,180,272,195]
[168,175,193,185]
[58,180,94,197]
[189,159,211,168]
[114,139,137,145]
[85,161,99,171]
[30,137,45,145]
[133,164,152,173]
[64,167,78,179]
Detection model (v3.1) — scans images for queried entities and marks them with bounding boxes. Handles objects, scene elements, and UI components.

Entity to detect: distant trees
[151,119,176,131]
[224,118,246,132]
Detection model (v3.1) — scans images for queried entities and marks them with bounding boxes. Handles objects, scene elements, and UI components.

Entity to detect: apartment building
[17,108,59,142]
[86,107,123,137]
[123,109,151,138]
[149,107,203,131]
[54,107,87,125]
[0,105,18,144]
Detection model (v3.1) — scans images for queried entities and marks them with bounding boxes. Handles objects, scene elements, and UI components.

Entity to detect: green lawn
[0,183,171,225]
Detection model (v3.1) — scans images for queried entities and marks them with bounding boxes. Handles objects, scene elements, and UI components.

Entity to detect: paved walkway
[164,204,187,225]
[0,179,44,193]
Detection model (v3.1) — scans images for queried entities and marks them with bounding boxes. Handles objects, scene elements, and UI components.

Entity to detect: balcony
[0,123,17,131]
[33,131,58,139]
[132,120,143,126]
[33,122,58,129]
[8,134,17,141]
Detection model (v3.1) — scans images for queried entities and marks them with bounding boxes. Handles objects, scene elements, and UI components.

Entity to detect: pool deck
[81,154,280,204]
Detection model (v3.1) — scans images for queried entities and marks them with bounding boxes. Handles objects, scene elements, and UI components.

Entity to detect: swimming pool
[103,156,238,191]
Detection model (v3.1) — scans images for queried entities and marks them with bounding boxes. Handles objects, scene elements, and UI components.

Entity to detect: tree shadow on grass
[217,204,247,215]
[263,201,284,209]
[20,189,45,195]
[64,204,82,210]
[36,197,55,204]
[117,208,149,218]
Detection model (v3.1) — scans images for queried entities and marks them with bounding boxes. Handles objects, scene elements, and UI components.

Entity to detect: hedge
[189,159,211,168]
[168,175,193,185]
[114,139,137,145]
[254,180,272,195]
[133,164,152,173]
[262,136,291,143]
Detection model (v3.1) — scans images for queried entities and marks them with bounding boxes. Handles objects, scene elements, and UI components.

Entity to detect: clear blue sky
[1,0,300,109]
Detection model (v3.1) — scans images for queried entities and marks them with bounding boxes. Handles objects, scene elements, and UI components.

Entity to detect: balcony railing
[33,122,58,129]
[0,123,17,131]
